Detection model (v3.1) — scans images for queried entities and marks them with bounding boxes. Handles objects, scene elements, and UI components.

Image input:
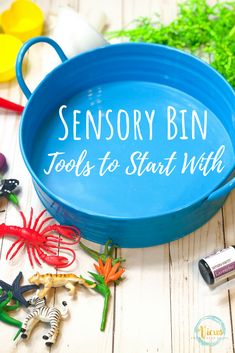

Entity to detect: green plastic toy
[80,240,126,331]
[0,179,19,205]
[0,289,22,333]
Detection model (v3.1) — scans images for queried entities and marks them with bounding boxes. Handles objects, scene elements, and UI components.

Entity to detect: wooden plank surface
[0,1,234,353]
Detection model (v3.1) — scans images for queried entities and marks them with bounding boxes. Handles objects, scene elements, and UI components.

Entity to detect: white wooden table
[0,1,234,352]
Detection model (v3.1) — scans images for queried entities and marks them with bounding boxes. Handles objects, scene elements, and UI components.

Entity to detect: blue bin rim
[19,42,235,220]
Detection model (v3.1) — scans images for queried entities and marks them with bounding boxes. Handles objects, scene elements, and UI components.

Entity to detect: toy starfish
[0,272,38,307]
[0,289,22,329]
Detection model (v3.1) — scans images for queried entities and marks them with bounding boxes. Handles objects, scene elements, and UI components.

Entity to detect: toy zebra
[20,294,68,347]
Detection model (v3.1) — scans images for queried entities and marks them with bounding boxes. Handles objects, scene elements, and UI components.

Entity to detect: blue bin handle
[16,36,68,99]
[207,177,235,201]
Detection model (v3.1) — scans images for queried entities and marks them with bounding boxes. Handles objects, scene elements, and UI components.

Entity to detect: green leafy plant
[108,0,235,87]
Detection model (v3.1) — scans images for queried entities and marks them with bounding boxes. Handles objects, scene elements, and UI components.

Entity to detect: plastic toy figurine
[20,294,68,347]
[0,272,38,307]
[28,272,96,298]
[0,208,81,268]
[0,289,22,330]
[80,240,126,331]
[0,178,19,205]
[80,239,125,265]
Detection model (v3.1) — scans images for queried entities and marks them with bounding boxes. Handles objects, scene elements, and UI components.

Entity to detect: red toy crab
[0,208,80,268]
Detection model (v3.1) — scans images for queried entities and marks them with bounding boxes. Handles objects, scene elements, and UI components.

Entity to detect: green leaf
[88,271,105,284]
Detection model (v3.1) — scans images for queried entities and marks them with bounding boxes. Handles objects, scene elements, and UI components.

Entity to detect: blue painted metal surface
[16,37,235,247]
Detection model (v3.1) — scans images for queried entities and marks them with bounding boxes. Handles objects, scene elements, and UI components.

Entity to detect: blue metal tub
[16,37,235,247]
